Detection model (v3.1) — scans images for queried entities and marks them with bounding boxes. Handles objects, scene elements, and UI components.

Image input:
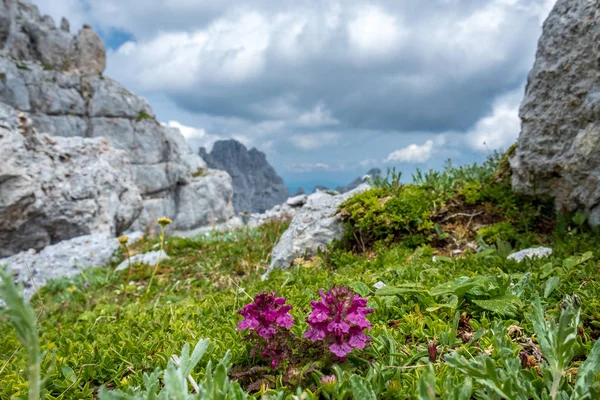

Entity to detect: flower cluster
[237,287,373,367]
[237,292,294,368]
[238,292,293,339]
[304,286,373,358]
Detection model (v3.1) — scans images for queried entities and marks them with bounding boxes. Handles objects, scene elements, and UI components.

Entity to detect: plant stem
[146,226,165,295]
[550,371,562,400]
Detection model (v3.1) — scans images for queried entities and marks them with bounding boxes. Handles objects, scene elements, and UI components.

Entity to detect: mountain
[336,168,381,193]
[199,140,290,213]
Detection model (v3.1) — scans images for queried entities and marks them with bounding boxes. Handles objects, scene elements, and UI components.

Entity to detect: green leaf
[572,336,600,399]
[376,284,428,296]
[544,277,560,298]
[349,375,377,400]
[563,252,593,270]
[472,295,521,317]
[61,366,77,384]
[349,281,371,297]
[417,365,437,400]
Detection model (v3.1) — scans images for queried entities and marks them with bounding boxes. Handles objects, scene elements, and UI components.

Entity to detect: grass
[2,154,600,398]
[135,110,154,123]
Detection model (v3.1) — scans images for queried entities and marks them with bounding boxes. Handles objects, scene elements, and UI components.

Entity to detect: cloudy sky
[37,0,556,192]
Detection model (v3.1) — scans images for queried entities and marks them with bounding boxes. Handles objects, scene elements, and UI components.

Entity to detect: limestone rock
[85,76,153,119]
[200,140,290,213]
[507,247,553,263]
[510,0,600,224]
[0,232,143,300]
[174,170,235,230]
[0,0,236,239]
[286,194,308,207]
[265,184,371,275]
[115,250,169,272]
[0,104,143,257]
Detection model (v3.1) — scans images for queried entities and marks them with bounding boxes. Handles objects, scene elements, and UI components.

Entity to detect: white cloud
[385,140,434,163]
[347,5,405,59]
[296,103,340,127]
[290,132,341,150]
[167,120,223,151]
[465,88,522,152]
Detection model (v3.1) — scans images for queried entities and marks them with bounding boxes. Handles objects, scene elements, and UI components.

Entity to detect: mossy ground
[2,156,600,399]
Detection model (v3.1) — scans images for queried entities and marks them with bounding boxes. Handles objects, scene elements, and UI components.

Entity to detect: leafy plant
[443,295,600,400]
[0,269,44,400]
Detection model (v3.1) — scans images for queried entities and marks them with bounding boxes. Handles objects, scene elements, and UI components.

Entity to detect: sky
[35,0,556,192]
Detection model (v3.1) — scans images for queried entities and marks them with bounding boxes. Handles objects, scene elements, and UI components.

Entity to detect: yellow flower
[118,235,129,245]
[157,216,172,227]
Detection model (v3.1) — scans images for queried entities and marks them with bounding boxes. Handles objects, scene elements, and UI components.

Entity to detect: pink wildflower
[237,292,293,339]
[304,286,373,359]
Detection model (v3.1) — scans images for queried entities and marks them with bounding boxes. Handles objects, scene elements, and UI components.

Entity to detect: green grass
[2,156,600,398]
[135,110,155,123]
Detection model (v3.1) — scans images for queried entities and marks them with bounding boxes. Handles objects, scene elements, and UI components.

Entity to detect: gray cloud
[34,0,556,188]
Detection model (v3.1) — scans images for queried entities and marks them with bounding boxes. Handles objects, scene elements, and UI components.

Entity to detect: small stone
[115,250,169,272]
[373,281,386,290]
[507,247,553,263]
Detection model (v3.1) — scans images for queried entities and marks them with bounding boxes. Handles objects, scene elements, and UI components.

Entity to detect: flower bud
[428,339,438,362]
[157,217,172,227]
[118,235,129,245]
[320,375,337,393]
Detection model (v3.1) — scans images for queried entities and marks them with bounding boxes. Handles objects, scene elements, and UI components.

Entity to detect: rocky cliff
[0,103,142,257]
[510,0,600,224]
[199,140,290,213]
[0,0,234,239]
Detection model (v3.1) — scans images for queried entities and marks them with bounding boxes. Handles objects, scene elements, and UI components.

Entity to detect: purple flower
[237,292,294,339]
[237,292,294,369]
[304,286,374,358]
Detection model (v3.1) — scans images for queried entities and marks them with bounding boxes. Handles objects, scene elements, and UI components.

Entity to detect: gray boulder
[510,0,600,224]
[174,170,235,230]
[265,184,371,276]
[200,140,290,213]
[0,104,143,257]
[1,232,143,300]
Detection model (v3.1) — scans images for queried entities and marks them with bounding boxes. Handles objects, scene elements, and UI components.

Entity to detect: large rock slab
[0,232,143,300]
[0,104,143,257]
[265,184,371,276]
[510,0,600,224]
[200,140,290,214]
[174,170,235,230]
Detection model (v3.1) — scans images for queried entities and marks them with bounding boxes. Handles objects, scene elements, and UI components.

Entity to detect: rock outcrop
[0,231,144,300]
[0,0,235,236]
[265,184,371,276]
[510,0,600,224]
[0,103,143,257]
[200,140,290,213]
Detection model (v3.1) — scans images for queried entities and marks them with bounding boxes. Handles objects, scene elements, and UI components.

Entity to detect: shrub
[339,185,438,250]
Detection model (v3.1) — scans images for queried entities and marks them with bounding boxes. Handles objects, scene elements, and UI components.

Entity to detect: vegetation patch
[135,110,154,123]
[2,149,600,398]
